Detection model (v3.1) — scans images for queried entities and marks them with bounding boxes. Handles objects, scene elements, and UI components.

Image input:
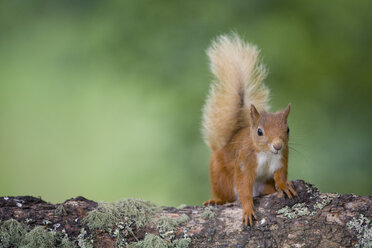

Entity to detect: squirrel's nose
[273,143,282,151]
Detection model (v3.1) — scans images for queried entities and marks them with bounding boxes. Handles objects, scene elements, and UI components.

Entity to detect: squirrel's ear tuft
[250,104,260,125]
[283,104,290,121]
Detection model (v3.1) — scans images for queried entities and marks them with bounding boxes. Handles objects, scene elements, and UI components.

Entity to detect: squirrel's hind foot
[203,199,226,206]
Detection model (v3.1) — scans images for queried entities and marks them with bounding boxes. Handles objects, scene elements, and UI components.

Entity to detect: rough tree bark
[0,180,371,248]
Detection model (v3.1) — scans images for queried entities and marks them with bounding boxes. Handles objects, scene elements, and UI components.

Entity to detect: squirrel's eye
[257,128,263,136]
[287,127,290,134]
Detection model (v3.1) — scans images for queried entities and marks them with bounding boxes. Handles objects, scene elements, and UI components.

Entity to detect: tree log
[0,180,371,248]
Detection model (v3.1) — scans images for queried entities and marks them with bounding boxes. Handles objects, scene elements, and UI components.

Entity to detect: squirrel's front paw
[276,181,297,199]
[242,208,257,226]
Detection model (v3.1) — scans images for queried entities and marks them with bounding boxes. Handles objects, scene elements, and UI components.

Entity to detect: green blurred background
[0,0,371,206]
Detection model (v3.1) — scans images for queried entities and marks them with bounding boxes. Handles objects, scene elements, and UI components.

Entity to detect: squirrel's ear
[283,104,291,121]
[250,104,260,125]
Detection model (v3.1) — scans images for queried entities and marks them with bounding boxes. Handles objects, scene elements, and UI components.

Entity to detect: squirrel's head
[249,104,290,155]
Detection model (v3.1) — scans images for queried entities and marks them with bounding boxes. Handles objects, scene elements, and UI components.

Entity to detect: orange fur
[202,34,297,226]
[261,179,276,195]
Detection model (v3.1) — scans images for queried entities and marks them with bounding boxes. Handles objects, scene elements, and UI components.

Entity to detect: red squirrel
[202,34,297,226]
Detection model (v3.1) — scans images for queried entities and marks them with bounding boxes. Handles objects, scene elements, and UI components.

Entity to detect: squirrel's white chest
[255,152,282,181]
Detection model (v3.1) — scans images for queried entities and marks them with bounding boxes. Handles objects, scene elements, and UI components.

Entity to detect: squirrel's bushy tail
[202,33,270,151]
